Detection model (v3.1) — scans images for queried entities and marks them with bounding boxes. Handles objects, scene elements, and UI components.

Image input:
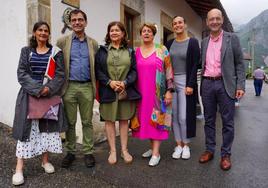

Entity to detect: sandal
[121,149,133,164]
[108,150,117,165]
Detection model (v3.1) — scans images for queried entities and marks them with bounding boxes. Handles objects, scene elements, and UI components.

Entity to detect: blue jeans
[254,79,263,96]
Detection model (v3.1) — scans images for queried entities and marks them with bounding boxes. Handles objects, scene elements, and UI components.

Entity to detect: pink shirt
[204,30,223,77]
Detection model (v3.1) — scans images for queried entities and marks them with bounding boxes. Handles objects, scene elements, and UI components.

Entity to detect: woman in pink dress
[132,23,174,166]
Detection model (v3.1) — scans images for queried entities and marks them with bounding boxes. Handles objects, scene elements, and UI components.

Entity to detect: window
[163,27,173,45]
[124,11,134,48]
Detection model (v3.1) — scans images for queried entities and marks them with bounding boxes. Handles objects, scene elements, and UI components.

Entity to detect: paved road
[1,80,268,188]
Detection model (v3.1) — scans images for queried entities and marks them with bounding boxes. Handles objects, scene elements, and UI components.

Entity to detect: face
[70,13,87,34]
[206,9,223,34]
[172,16,187,35]
[109,25,124,43]
[141,26,154,43]
[34,24,49,43]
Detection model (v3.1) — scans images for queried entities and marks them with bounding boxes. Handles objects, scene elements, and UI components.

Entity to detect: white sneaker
[196,114,204,120]
[12,172,24,186]
[148,155,161,166]
[41,162,55,174]
[142,149,152,158]
[181,145,190,159]
[172,146,183,159]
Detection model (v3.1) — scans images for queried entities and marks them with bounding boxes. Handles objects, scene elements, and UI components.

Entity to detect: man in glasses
[57,9,98,168]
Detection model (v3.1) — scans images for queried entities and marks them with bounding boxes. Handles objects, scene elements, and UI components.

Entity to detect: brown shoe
[220,155,231,170]
[199,151,214,163]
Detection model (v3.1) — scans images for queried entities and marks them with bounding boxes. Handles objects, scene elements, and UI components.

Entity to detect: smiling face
[109,24,124,44]
[206,9,224,34]
[172,16,187,35]
[70,12,87,34]
[34,24,50,43]
[140,26,155,43]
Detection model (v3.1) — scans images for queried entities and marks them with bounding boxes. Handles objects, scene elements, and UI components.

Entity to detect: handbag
[118,90,127,100]
[129,115,140,131]
[27,95,61,120]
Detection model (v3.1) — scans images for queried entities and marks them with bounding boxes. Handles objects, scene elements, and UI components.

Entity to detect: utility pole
[250,29,256,75]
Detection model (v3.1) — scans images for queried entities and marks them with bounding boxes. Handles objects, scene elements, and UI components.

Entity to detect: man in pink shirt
[198,9,245,171]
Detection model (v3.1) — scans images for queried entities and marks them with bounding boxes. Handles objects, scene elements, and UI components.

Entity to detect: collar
[72,32,87,41]
[108,43,124,50]
[210,30,223,42]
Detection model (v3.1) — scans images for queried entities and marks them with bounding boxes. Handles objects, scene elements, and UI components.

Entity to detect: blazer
[95,45,141,103]
[56,34,99,96]
[201,31,246,99]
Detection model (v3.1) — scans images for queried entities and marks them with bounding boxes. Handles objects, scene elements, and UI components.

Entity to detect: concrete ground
[1,80,268,188]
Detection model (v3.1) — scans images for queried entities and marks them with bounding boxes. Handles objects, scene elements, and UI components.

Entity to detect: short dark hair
[105,21,128,48]
[139,23,157,36]
[172,15,186,25]
[69,9,87,22]
[29,21,51,49]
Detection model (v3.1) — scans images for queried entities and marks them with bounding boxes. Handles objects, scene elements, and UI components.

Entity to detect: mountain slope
[237,9,268,67]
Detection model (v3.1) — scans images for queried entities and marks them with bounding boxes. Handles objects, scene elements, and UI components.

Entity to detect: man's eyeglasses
[71,18,85,23]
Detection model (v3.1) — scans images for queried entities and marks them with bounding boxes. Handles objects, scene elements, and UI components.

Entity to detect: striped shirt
[30,48,52,83]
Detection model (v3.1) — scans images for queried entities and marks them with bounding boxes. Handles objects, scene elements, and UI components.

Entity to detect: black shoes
[84,154,95,168]
[61,153,76,168]
[61,153,95,168]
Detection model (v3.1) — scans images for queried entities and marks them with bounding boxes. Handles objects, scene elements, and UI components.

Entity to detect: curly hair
[105,21,128,48]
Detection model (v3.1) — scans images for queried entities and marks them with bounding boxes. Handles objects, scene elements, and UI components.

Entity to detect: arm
[163,46,174,92]
[187,39,200,88]
[163,46,174,105]
[95,49,111,86]
[232,34,246,97]
[45,51,65,96]
[17,47,43,97]
[123,48,137,87]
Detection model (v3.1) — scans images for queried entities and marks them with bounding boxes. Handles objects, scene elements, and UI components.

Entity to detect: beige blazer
[56,34,99,96]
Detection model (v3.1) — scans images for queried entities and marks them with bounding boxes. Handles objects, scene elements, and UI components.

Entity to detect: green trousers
[63,82,94,154]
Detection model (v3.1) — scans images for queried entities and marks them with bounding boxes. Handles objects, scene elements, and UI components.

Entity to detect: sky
[220,0,268,25]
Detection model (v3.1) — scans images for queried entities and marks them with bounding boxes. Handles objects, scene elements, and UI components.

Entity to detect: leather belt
[69,80,91,84]
[203,76,222,80]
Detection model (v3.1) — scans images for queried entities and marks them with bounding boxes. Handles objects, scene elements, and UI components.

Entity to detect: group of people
[12,8,245,186]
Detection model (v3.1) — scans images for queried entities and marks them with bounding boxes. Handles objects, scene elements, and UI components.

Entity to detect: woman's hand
[110,81,125,92]
[109,81,118,90]
[40,86,50,96]
[164,90,173,105]
[185,87,193,95]
[117,81,126,91]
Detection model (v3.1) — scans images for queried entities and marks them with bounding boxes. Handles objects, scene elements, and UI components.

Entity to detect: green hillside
[237,10,268,68]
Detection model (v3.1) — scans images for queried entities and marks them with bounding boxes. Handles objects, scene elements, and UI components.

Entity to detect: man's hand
[236,89,245,99]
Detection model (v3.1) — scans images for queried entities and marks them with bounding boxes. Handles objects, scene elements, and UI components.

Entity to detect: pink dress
[132,48,168,140]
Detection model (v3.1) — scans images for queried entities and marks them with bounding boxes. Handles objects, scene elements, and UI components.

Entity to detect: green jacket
[56,34,99,96]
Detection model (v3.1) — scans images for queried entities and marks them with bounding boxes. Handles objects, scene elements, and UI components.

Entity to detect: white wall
[145,0,202,42]
[0,0,27,125]
[51,0,121,46]
[0,0,202,127]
